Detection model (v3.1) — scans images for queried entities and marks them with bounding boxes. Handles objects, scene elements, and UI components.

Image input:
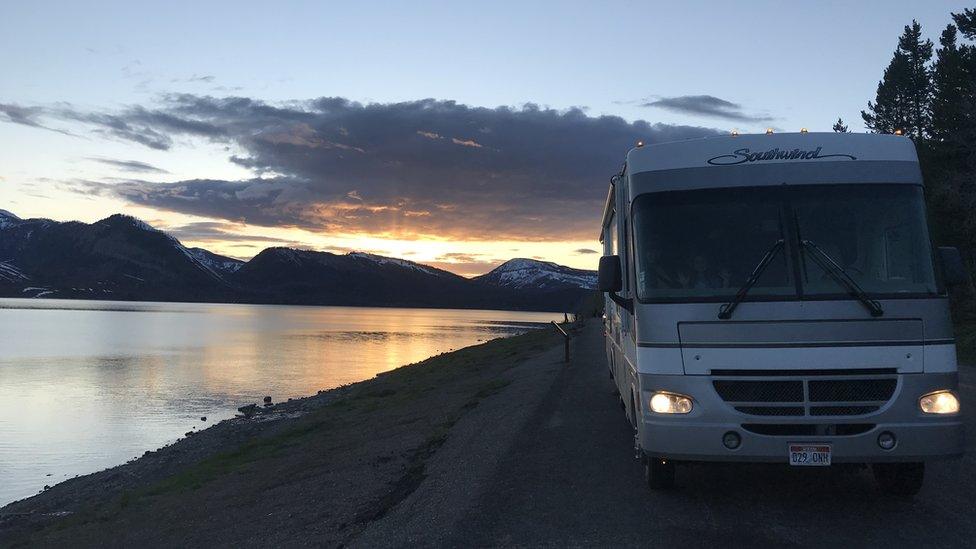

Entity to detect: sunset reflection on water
[0,299,561,505]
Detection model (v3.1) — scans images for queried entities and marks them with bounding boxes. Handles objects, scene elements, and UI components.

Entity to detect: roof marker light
[894,129,904,136]
[800,128,809,134]
[730,129,739,137]
[766,128,774,135]
[636,140,645,148]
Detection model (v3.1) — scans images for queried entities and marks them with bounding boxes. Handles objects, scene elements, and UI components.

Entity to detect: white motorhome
[599,131,965,494]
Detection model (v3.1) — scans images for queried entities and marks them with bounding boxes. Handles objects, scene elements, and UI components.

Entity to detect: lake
[0,299,561,506]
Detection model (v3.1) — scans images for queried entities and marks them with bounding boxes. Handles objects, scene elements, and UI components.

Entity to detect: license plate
[788,443,832,466]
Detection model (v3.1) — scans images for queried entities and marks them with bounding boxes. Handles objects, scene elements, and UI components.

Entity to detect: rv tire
[643,456,676,490]
[872,462,924,496]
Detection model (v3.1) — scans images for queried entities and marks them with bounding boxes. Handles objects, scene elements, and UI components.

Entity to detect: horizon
[1,0,970,276]
[0,206,590,278]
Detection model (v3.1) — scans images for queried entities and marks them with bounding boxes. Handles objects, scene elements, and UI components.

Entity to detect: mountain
[229,248,502,308]
[474,258,598,290]
[0,210,596,311]
[0,213,231,301]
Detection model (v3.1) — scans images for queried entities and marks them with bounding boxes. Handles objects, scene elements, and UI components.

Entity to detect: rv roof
[626,132,918,175]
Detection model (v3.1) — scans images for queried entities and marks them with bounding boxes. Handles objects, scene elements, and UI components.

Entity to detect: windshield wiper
[718,239,784,320]
[800,239,884,317]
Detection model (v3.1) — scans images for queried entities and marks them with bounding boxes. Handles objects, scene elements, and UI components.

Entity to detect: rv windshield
[632,184,938,302]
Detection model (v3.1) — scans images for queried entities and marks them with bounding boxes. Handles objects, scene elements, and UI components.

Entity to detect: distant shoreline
[0,294,577,315]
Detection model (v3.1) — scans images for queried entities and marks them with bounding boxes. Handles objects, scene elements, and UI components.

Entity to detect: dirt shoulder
[0,324,575,547]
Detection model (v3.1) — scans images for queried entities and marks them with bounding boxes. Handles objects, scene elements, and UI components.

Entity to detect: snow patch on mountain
[476,258,597,290]
[101,214,226,281]
[0,209,22,229]
[347,252,447,277]
[0,261,30,283]
[189,248,244,274]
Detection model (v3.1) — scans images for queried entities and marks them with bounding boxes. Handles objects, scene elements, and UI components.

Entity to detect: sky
[0,0,971,276]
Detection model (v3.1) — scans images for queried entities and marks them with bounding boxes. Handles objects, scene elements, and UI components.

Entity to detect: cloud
[641,95,772,123]
[7,95,719,241]
[574,248,599,254]
[172,74,216,83]
[451,137,483,148]
[87,157,169,174]
[160,220,305,247]
[0,103,76,136]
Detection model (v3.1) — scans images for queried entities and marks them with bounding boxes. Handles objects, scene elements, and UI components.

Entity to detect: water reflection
[0,299,561,505]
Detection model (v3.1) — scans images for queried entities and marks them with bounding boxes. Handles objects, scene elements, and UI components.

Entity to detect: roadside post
[551,321,570,363]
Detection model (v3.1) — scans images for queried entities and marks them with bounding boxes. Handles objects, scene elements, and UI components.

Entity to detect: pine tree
[931,25,968,142]
[953,8,976,39]
[862,21,934,140]
[832,118,849,132]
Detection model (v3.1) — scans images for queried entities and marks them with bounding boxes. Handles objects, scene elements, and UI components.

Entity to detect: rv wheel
[643,456,676,490]
[872,462,924,496]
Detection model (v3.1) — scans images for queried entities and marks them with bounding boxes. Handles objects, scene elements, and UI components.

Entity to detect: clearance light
[730,129,739,137]
[800,128,809,134]
[894,129,904,136]
[919,390,960,414]
[636,140,645,148]
[766,128,774,135]
[650,392,693,414]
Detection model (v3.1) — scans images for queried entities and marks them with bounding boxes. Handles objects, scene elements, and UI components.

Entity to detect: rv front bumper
[637,372,964,463]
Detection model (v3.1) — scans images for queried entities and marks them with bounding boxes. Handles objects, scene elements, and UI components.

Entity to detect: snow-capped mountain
[0,210,595,311]
[347,252,450,277]
[474,258,597,291]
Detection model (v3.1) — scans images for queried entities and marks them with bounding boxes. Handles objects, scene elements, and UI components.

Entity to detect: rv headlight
[919,390,960,415]
[649,392,693,414]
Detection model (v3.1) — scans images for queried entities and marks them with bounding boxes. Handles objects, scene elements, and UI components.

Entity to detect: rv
[599,131,965,495]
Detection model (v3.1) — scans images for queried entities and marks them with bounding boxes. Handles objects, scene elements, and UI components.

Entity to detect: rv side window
[608,213,618,256]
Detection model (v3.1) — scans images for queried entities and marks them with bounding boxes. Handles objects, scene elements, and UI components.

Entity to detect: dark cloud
[641,95,772,123]
[0,103,76,136]
[87,157,168,174]
[7,95,719,240]
[574,248,599,254]
[160,220,305,247]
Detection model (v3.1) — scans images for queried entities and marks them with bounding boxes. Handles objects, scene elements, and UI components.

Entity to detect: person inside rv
[676,254,731,289]
[639,245,683,289]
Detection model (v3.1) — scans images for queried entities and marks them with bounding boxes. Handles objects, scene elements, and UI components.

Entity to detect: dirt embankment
[0,325,574,547]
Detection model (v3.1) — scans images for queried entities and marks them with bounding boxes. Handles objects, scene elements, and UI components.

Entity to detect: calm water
[0,299,560,505]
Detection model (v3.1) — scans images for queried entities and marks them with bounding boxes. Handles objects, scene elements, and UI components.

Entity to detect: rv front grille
[742,423,876,436]
[810,405,880,416]
[713,380,803,403]
[713,372,897,418]
[734,406,804,416]
[808,379,897,402]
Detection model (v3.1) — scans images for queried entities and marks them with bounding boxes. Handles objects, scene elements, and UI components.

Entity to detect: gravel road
[372,321,976,547]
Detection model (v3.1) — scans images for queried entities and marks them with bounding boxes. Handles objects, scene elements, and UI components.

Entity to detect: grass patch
[474,379,512,399]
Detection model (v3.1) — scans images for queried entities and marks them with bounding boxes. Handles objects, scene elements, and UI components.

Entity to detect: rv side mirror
[598,255,623,293]
[938,246,968,287]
